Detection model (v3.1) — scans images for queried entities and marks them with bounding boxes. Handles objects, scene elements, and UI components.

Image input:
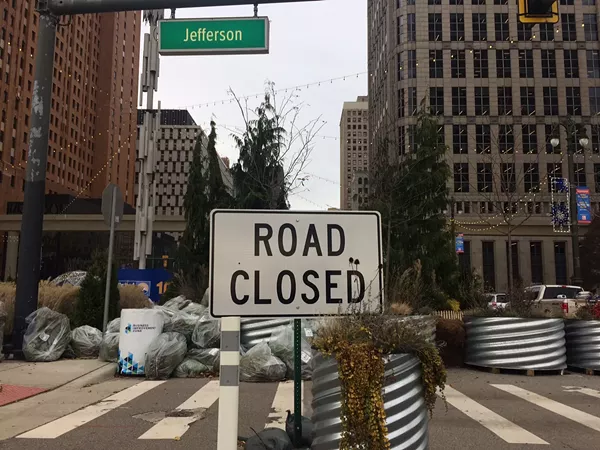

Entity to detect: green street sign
[158,17,270,56]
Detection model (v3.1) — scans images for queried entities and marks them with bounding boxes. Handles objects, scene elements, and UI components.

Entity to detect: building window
[497,87,513,116]
[541,50,557,78]
[407,50,417,78]
[501,163,516,192]
[407,13,416,41]
[475,87,490,116]
[563,49,579,78]
[524,163,540,192]
[589,87,600,116]
[450,13,465,41]
[522,125,538,154]
[520,87,536,116]
[453,125,468,154]
[408,87,417,115]
[587,50,600,79]
[454,163,469,193]
[472,13,487,41]
[547,163,563,192]
[561,13,577,41]
[398,89,405,119]
[540,23,554,41]
[476,124,491,154]
[506,241,520,285]
[495,13,509,41]
[482,241,496,292]
[451,50,466,78]
[397,54,404,81]
[574,163,587,188]
[477,163,493,192]
[517,22,533,41]
[430,87,444,115]
[496,50,511,78]
[584,13,599,41]
[473,49,489,78]
[429,13,442,41]
[499,125,514,154]
[459,240,471,274]
[530,242,544,285]
[566,87,581,115]
[452,87,467,115]
[429,50,443,78]
[519,49,534,78]
[554,242,568,285]
[543,87,559,115]
[594,164,600,192]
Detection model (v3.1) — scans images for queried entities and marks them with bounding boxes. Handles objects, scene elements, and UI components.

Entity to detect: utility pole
[566,121,583,286]
[11,6,57,355]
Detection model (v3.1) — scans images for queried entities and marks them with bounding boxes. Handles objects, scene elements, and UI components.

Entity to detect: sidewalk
[0,359,116,406]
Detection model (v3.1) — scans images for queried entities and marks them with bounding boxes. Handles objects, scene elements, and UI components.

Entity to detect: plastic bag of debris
[145,332,187,380]
[0,301,6,361]
[185,348,220,372]
[240,343,287,382]
[99,332,119,362]
[200,288,209,307]
[244,428,293,450]
[163,310,198,341]
[154,305,177,329]
[106,318,121,333]
[163,296,190,311]
[181,302,206,316]
[191,313,220,349]
[173,358,210,378]
[23,307,71,362]
[268,325,314,380]
[71,325,103,358]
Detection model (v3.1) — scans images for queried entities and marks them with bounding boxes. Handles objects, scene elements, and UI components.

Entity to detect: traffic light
[518,0,559,24]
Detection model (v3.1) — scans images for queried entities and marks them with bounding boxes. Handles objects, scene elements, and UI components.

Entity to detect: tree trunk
[507,230,513,294]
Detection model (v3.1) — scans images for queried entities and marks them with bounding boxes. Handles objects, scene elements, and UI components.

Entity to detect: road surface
[2,368,600,449]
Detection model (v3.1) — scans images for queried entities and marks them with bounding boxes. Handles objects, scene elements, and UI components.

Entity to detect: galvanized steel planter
[311,353,428,450]
[240,319,291,349]
[465,317,566,370]
[565,320,600,370]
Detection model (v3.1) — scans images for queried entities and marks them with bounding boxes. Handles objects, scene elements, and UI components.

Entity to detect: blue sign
[118,268,173,302]
[576,187,592,225]
[455,234,464,254]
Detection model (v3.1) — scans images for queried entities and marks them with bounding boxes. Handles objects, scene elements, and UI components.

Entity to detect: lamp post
[550,128,589,287]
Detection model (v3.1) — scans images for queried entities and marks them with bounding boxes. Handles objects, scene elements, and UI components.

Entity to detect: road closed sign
[209,210,383,318]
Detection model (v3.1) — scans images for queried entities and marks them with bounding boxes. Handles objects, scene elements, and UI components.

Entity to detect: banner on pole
[576,187,592,225]
[118,268,173,302]
[455,234,465,254]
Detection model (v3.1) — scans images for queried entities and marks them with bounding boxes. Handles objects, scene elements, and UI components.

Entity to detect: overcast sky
[141,0,367,210]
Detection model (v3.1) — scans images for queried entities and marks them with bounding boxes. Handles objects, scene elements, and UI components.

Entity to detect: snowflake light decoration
[551,203,570,227]
[551,177,571,233]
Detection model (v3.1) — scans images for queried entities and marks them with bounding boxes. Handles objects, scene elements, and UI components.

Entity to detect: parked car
[526,284,585,318]
[486,293,508,310]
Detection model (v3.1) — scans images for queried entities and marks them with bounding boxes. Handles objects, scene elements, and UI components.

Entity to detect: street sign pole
[293,318,302,446]
[103,185,118,334]
[217,316,241,450]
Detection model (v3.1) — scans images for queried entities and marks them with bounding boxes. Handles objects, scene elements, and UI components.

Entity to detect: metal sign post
[293,318,302,446]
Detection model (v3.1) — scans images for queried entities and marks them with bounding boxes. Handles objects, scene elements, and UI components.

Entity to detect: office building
[367,1,600,291]
[0,6,141,214]
[340,96,369,210]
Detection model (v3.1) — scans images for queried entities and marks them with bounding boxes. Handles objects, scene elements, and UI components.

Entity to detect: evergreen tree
[231,93,289,210]
[73,249,120,330]
[176,121,231,297]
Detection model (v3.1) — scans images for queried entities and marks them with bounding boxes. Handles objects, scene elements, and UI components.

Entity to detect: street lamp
[550,133,589,286]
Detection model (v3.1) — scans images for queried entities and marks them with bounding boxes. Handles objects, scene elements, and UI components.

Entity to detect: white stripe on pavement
[17,381,165,439]
[138,380,220,440]
[265,381,294,430]
[563,386,600,400]
[493,384,600,433]
[442,385,548,445]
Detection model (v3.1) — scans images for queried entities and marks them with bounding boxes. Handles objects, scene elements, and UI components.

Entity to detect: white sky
[140,0,367,211]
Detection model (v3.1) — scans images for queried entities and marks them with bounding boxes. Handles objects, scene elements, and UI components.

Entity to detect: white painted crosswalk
[8,378,600,447]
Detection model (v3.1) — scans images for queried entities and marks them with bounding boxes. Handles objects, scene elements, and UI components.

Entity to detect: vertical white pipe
[217,316,241,450]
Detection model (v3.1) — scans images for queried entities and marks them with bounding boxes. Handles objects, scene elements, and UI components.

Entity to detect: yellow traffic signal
[518,0,559,24]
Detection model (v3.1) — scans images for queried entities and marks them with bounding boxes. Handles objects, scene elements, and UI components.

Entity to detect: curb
[75,362,118,388]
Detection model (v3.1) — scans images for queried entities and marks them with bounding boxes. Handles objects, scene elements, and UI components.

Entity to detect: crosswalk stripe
[265,381,294,430]
[493,384,600,433]
[563,386,600,400]
[442,385,548,445]
[138,380,220,440]
[17,381,165,439]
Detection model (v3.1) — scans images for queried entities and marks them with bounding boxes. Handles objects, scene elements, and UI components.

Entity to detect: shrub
[119,284,154,309]
[312,312,447,448]
[575,303,600,320]
[387,302,413,316]
[446,299,461,312]
[435,318,465,367]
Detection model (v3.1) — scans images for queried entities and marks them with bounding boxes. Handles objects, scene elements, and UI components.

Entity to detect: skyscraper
[0,5,141,214]
[368,1,600,291]
[340,96,369,210]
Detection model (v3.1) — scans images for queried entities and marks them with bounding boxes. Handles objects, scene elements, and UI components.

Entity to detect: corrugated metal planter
[311,353,428,450]
[240,319,291,349]
[465,317,566,370]
[565,320,600,370]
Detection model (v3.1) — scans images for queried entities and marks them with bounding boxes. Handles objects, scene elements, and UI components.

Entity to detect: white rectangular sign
[209,210,384,318]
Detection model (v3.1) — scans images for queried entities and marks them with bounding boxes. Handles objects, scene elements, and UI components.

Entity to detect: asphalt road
[2,368,600,449]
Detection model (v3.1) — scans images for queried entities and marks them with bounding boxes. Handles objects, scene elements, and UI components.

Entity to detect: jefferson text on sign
[209,210,383,318]
[158,17,269,56]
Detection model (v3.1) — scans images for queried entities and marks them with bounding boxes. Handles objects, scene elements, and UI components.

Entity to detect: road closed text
[229,223,366,305]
